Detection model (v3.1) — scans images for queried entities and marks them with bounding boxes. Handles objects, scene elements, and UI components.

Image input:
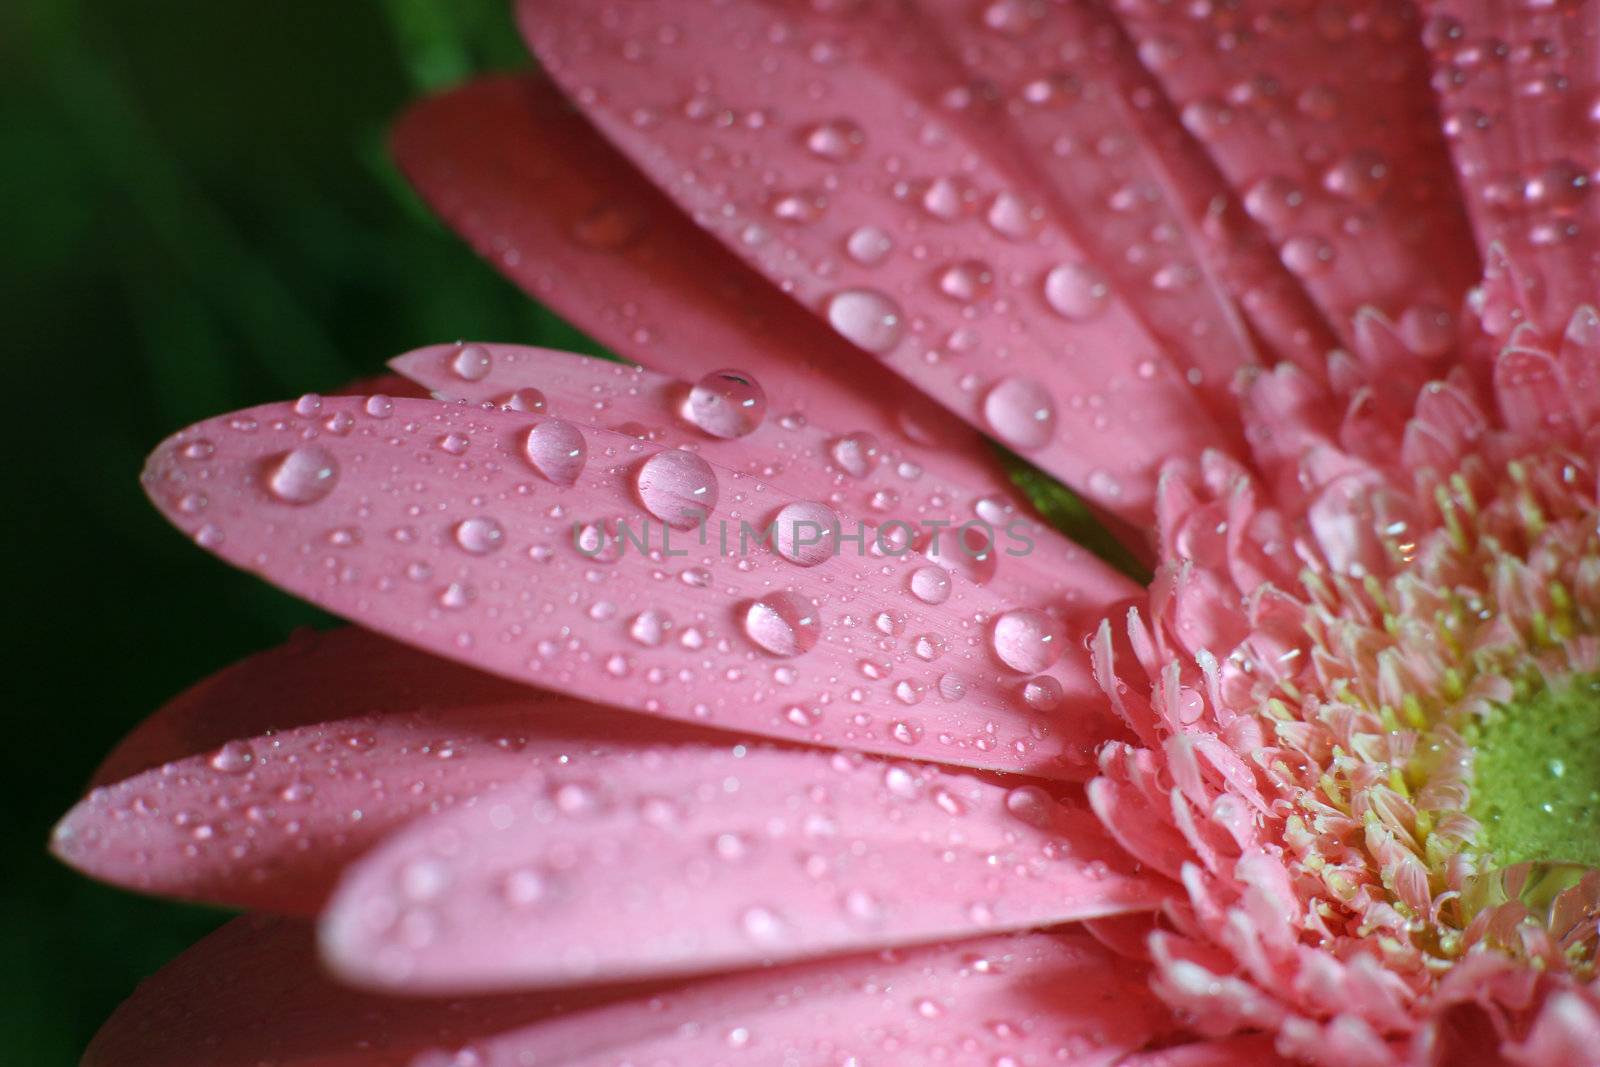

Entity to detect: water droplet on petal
[1043,263,1109,321]
[844,225,893,266]
[454,517,505,556]
[771,501,839,566]
[628,608,671,647]
[909,565,952,605]
[991,609,1066,673]
[681,369,767,439]
[499,387,547,413]
[742,591,821,657]
[523,419,587,486]
[265,446,339,505]
[826,288,904,354]
[803,118,865,161]
[1021,674,1064,711]
[209,740,255,774]
[449,343,492,382]
[633,449,719,528]
[828,432,880,477]
[982,378,1057,450]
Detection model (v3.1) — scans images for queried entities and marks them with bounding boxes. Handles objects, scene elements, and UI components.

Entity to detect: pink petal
[320,746,1165,991]
[1116,0,1480,344]
[1118,1035,1296,1066]
[911,0,1336,382]
[88,915,1173,1066]
[391,77,1034,513]
[512,8,1242,520]
[56,689,717,914]
[87,627,529,788]
[1422,1,1600,335]
[392,341,1140,614]
[142,396,1120,777]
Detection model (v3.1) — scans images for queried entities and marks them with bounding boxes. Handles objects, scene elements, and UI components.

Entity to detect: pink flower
[54,1,1600,1064]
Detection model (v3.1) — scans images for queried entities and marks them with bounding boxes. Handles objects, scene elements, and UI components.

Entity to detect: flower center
[1468,672,1600,870]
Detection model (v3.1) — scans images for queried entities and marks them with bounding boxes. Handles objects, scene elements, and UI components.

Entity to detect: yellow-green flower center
[1469,672,1600,870]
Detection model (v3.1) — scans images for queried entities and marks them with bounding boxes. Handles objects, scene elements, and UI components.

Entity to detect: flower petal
[56,687,719,914]
[391,341,1141,612]
[87,627,527,788]
[390,75,1023,510]
[87,916,1171,1067]
[513,6,1241,520]
[912,0,1336,382]
[142,396,1120,777]
[319,745,1166,991]
[1116,0,1480,346]
[1421,0,1600,336]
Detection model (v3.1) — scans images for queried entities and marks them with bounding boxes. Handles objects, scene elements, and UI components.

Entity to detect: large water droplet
[265,445,339,505]
[982,378,1057,451]
[771,501,839,567]
[742,591,821,657]
[991,609,1066,673]
[634,449,719,529]
[826,289,904,354]
[681,369,767,439]
[1043,263,1109,321]
[523,419,587,486]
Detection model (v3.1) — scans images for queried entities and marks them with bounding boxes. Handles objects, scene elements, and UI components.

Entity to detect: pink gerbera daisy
[55,1,1600,1064]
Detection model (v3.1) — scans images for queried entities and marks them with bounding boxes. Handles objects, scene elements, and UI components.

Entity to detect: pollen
[1469,673,1600,871]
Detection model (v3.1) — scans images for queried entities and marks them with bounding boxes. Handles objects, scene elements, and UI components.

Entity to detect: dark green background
[4,3,566,1060]
[4,4,1132,1061]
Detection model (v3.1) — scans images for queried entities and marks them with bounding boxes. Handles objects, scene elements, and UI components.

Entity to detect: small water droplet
[264,446,339,505]
[803,118,865,161]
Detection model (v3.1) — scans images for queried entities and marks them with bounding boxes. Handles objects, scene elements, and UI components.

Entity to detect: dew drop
[633,449,719,528]
[803,118,865,161]
[264,445,339,505]
[499,387,547,413]
[450,343,492,382]
[844,225,893,266]
[209,740,255,775]
[523,419,587,486]
[454,517,505,556]
[909,565,952,605]
[771,501,839,567]
[742,591,822,657]
[628,608,671,647]
[991,609,1066,673]
[826,288,904,354]
[827,432,880,477]
[982,378,1057,451]
[1020,674,1064,712]
[1043,263,1109,321]
[681,369,767,439]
